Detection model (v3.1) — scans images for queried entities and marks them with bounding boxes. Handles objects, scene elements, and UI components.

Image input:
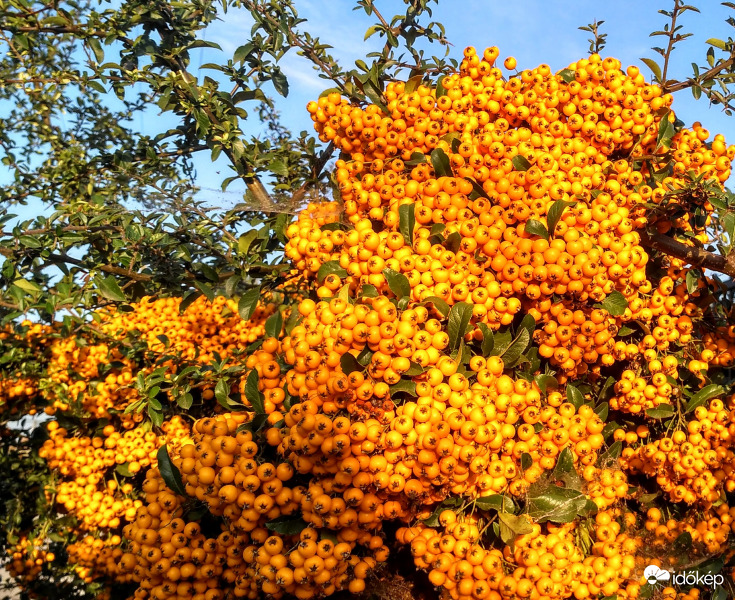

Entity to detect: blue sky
[5,0,735,213]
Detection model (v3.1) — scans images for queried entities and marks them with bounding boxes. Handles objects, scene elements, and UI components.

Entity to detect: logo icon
[644,565,671,586]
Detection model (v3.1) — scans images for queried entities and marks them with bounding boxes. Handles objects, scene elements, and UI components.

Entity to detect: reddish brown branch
[640,230,735,278]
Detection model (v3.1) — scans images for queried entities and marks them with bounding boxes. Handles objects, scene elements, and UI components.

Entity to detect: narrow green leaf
[389,379,417,397]
[317,260,348,283]
[430,148,452,177]
[706,38,728,51]
[557,69,576,83]
[398,203,416,244]
[424,296,450,317]
[340,352,363,375]
[478,323,494,357]
[245,369,265,413]
[598,290,628,317]
[525,219,549,240]
[686,384,724,413]
[546,200,577,237]
[640,57,663,82]
[566,384,584,409]
[215,379,232,410]
[177,393,193,410]
[527,486,587,523]
[265,310,283,338]
[511,155,532,171]
[238,287,261,321]
[157,445,187,496]
[383,268,411,300]
[645,405,675,419]
[448,302,473,351]
[266,517,308,535]
[500,328,530,367]
[97,276,126,302]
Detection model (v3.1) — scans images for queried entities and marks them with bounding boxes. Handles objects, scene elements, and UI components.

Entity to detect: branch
[666,52,735,93]
[640,230,735,278]
[661,0,681,87]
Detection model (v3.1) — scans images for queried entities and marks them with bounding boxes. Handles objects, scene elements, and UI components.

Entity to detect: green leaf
[404,73,423,94]
[598,290,628,316]
[464,177,489,200]
[525,219,549,240]
[617,325,635,336]
[685,269,699,294]
[13,279,41,294]
[404,361,425,376]
[656,111,676,150]
[424,296,450,317]
[356,346,374,366]
[361,284,378,298]
[398,203,416,244]
[443,232,461,253]
[317,260,348,283]
[383,268,411,300]
[713,587,728,600]
[245,369,265,414]
[706,38,728,51]
[179,290,201,314]
[512,155,532,171]
[97,276,126,302]
[546,200,577,237]
[448,302,473,351]
[238,287,261,321]
[566,384,584,409]
[599,376,616,401]
[645,405,675,419]
[215,379,232,410]
[521,453,533,471]
[87,38,104,63]
[389,379,417,397]
[518,314,536,338]
[405,151,426,166]
[18,235,41,248]
[237,229,258,256]
[474,494,516,513]
[478,323,494,357]
[272,68,289,97]
[640,58,663,82]
[267,159,288,177]
[534,373,558,395]
[340,352,363,375]
[500,328,530,367]
[233,43,254,63]
[595,402,609,421]
[558,69,576,83]
[430,148,452,177]
[527,486,587,523]
[597,441,623,467]
[552,448,582,490]
[266,517,308,535]
[435,76,448,98]
[489,330,512,357]
[265,310,283,338]
[194,281,214,302]
[177,393,193,410]
[498,512,533,544]
[157,445,187,497]
[364,24,381,41]
[686,384,724,413]
[115,463,133,477]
